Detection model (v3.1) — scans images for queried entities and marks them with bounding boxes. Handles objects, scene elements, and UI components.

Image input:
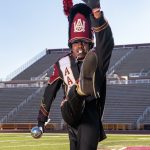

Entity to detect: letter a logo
[74,19,85,32]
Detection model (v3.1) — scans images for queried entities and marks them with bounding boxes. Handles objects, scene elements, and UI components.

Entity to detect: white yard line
[119,147,127,150]
[0,142,69,148]
[0,140,19,143]
[103,138,150,143]
[0,135,68,143]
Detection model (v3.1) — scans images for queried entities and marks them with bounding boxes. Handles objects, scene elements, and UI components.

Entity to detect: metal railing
[136,106,150,129]
[31,65,53,81]
[107,79,150,85]
[107,48,135,75]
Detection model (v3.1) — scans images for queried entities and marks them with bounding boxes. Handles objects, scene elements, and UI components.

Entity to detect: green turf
[0,133,150,150]
[99,134,150,149]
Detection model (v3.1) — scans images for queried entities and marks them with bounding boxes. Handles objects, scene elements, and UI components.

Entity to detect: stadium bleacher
[0,43,150,131]
[12,50,69,80]
[115,47,150,78]
[0,87,38,122]
[103,84,150,124]
[108,48,132,68]
[8,88,63,124]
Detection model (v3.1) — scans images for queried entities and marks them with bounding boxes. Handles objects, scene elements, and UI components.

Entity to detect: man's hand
[82,0,100,9]
[31,120,45,139]
[31,118,51,139]
[92,8,101,19]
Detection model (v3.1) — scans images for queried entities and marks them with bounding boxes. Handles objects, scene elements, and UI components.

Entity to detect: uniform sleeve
[37,63,63,123]
[90,11,114,75]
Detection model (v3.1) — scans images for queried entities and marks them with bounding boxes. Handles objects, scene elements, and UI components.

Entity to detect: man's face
[71,40,90,60]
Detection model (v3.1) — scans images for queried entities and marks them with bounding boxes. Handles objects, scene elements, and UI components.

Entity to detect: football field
[0,133,150,150]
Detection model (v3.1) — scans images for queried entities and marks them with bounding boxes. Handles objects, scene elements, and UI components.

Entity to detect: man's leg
[77,124,99,150]
[61,85,85,127]
[67,125,78,150]
[77,51,98,97]
[61,51,98,126]
[77,101,100,150]
[66,101,100,150]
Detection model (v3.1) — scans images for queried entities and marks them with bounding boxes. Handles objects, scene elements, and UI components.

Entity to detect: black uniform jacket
[37,12,114,126]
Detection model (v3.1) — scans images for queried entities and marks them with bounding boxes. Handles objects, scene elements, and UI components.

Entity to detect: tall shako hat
[63,0,93,48]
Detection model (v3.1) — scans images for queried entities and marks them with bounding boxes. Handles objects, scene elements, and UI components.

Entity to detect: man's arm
[38,81,62,124]
[91,9,114,75]
[83,0,114,74]
[37,63,63,128]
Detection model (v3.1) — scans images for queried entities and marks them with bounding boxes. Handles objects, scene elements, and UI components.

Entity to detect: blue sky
[0,0,150,80]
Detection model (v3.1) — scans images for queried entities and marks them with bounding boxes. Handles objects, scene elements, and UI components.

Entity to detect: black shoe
[79,51,98,96]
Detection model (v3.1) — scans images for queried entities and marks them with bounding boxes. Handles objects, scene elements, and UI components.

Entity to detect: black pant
[67,100,100,150]
[61,85,104,150]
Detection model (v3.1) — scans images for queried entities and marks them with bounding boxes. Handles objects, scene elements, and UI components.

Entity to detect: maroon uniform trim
[40,104,49,116]
[48,64,62,85]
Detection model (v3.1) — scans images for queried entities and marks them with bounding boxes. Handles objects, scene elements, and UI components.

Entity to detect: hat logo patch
[74,19,85,32]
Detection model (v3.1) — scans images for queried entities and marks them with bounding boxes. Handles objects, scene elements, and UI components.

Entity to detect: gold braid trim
[40,104,49,116]
[92,21,108,32]
[48,76,63,85]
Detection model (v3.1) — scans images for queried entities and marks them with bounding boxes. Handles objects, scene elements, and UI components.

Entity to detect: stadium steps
[12,52,68,80]
[108,48,131,68]
[143,113,150,124]
[115,48,150,77]
[103,84,150,124]
[7,87,63,124]
[0,87,38,121]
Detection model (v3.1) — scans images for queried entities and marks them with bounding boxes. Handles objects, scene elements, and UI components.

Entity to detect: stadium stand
[108,48,132,68]
[108,47,134,74]
[115,47,150,79]
[8,88,63,124]
[0,43,150,131]
[103,84,150,130]
[143,113,150,130]
[0,87,38,122]
[12,50,69,80]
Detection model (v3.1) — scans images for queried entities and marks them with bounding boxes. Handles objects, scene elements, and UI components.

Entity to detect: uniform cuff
[90,11,108,32]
